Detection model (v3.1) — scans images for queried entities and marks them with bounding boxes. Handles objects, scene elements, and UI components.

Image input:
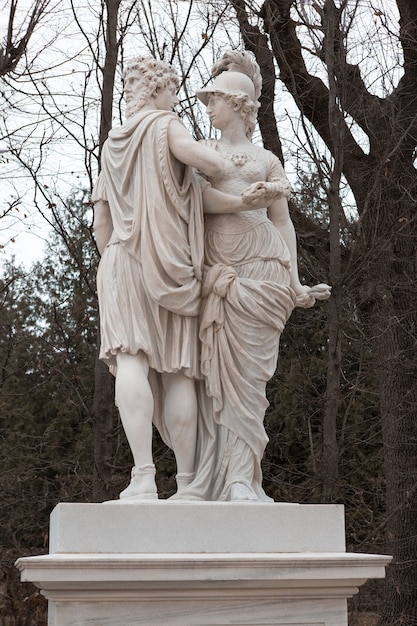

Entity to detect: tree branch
[0,0,51,76]
[231,0,285,162]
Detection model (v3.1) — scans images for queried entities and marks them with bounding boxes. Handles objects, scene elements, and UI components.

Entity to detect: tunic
[92,110,204,380]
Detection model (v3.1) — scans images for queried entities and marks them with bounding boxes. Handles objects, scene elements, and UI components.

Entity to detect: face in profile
[206,93,235,130]
[124,72,144,107]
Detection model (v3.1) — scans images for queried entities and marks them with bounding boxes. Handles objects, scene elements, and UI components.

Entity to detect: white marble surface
[17,551,390,625]
[49,501,346,554]
[18,551,390,587]
[16,502,391,625]
[92,52,331,504]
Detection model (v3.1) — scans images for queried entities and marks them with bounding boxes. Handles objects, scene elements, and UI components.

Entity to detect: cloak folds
[92,109,204,383]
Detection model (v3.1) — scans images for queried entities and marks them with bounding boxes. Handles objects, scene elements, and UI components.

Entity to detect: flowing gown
[174,140,300,502]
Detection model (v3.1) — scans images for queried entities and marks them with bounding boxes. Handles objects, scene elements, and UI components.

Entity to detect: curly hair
[123,56,180,118]
[220,92,260,139]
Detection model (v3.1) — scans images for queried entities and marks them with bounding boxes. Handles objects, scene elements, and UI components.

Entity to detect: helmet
[196,71,256,105]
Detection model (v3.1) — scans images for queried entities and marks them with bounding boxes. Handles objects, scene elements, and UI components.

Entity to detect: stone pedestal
[16,502,390,625]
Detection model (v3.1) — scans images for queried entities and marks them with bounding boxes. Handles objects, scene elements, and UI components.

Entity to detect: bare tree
[1,0,240,500]
[91,0,121,501]
[0,0,52,76]
[231,0,417,622]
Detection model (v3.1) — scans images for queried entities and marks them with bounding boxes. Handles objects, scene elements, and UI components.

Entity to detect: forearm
[277,218,303,292]
[269,198,303,292]
[260,180,292,202]
[93,200,113,255]
[203,187,246,214]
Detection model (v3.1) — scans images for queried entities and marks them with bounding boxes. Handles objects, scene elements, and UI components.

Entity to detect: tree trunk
[92,0,121,501]
[231,0,417,619]
[92,350,115,501]
[321,0,343,502]
[321,224,341,502]
[98,0,121,155]
[359,167,417,624]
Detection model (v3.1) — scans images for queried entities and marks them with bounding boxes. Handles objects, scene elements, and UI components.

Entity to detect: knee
[115,353,153,412]
[171,410,197,432]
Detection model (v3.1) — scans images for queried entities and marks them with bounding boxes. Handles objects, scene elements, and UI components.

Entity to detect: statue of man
[92,56,230,500]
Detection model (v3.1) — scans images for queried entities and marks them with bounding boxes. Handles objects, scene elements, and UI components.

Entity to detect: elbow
[93,218,103,239]
[201,155,224,179]
[93,201,112,254]
[199,163,222,179]
[93,218,104,243]
[211,163,224,179]
[93,200,110,231]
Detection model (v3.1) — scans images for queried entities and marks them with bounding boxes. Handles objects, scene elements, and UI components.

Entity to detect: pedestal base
[16,502,390,626]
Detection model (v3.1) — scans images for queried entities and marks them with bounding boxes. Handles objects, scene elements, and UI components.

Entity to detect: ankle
[176,472,195,492]
[120,464,158,500]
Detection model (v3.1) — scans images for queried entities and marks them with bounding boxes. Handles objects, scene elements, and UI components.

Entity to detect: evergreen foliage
[0,183,384,622]
[0,195,98,621]
[1,195,97,541]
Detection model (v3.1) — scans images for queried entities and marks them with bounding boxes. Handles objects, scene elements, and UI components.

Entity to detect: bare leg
[161,372,197,478]
[115,351,157,499]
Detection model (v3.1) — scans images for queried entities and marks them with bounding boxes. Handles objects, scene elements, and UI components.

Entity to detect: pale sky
[0,0,402,269]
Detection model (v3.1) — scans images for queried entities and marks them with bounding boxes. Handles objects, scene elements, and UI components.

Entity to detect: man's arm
[93,200,113,255]
[167,119,227,178]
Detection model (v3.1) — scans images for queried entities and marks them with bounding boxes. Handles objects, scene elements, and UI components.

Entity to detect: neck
[126,94,166,117]
[140,96,158,112]
[218,121,250,146]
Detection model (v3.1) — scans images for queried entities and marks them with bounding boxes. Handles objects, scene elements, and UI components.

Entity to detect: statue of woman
[92,56,265,501]
[174,51,330,502]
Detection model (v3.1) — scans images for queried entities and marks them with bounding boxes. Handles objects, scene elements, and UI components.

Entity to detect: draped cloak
[92,110,204,444]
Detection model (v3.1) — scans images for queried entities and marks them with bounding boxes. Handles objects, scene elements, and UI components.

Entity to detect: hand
[293,283,331,308]
[241,184,270,209]
[241,180,291,207]
[308,283,332,300]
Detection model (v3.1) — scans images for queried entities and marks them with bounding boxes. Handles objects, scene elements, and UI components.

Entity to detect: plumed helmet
[196,70,256,105]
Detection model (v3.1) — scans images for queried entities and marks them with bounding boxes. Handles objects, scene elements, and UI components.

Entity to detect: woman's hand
[308,283,332,300]
[293,283,331,308]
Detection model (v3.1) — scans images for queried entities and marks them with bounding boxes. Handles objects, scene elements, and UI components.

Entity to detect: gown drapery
[174,140,301,502]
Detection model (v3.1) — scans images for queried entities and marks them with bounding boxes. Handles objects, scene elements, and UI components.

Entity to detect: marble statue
[171,51,331,502]
[92,56,268,501]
